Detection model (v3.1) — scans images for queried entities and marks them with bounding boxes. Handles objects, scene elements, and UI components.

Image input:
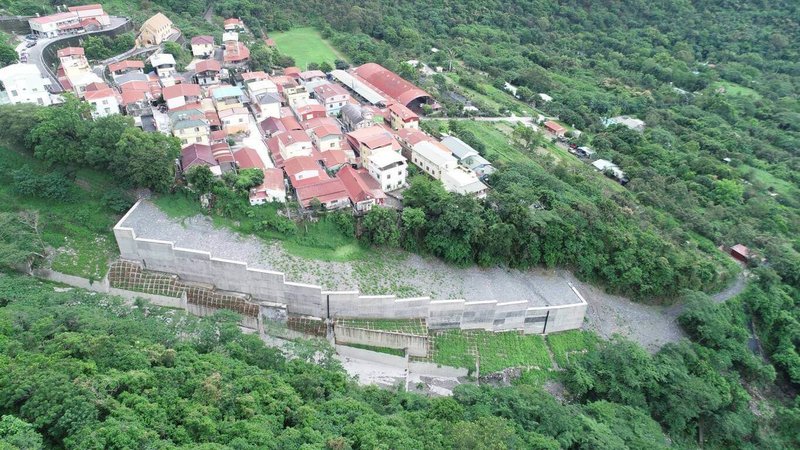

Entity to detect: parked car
[25,41,36,48]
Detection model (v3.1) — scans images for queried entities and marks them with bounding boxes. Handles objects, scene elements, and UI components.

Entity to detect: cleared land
[271,27,345,69]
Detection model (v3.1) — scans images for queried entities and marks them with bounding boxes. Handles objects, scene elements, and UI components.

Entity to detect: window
[10,90,16,97]
[195,137,201,142]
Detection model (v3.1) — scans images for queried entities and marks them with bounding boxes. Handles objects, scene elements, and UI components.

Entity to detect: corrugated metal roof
[330,70,386,105]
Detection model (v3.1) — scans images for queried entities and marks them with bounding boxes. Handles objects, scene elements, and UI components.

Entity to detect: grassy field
[547,330,598,367]
[430,330,552,374]
[271,27,345,69]
[711,81,763,99]
[0,145,119,279]
[739,164,799,199]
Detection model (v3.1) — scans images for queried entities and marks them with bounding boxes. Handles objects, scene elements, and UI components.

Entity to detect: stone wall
[334,326,429,357]
[114,201,587,335]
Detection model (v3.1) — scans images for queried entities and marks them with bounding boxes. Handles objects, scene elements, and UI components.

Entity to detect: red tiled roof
[241,71,268,81]
[314,83,348,101]
[731,244,749,258]
[191,35,214,45]
[395,128,433,146]
[195,59,221,73]
[224,18,243,26]
[79,18,100,28]
[84,81,109,92]
[295,178,349,207]
[118,79,149,90]
[205,111,221,127]
[120,89,148,106]
[233,147,265,169]
[211,142,233,163]
[347,125,395,150]
[108,60,144,73]
[337,165,385,204]
[210,130,228,143]
[277,130,312,148]
[68,4,103,12]
[224,42,250,63]
[181,143,216,169]
[353,63,432,107]
[318,149,348,168]
[84,87,116,101]
[283,67,301,76]
[162,83,201,100]
[311,123,342,139]
[302,116,339,131]
[295,103,326,117]
[388,102,419,121]
[31,12,77,25]
[544,121,566,133]
[299,70,326,80]
[284,155,322,179]
[57,47,84,58]
[262,167,284,191]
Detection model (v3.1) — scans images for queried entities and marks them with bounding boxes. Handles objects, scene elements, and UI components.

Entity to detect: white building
[0,64,53,106]
[367,149,407,192]
[410,141,457,179]
[84,87,119,118]
[149,53,177,78]
[442,166,488,198]
[28,5,109,38]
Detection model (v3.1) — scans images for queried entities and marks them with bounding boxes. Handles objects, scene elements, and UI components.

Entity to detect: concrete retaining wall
[113,200,588,335]
[334,326,428,357]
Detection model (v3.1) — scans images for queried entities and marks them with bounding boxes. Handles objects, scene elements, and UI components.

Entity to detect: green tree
[114,128,180,192]
[360,207,400,247]
[0,211,46,273]
[28,94,91,165]
[0,415,43,450]
[186,165,217,194]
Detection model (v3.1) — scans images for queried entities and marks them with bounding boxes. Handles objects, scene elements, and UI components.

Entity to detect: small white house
[367,149,407,192]
[84,88,120,118]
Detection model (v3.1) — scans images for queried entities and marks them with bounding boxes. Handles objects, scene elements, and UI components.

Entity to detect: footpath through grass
[0,145,119,279]
[271,27,345,69]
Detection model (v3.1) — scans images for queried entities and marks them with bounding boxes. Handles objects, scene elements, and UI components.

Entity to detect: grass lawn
[271,27,345,69]
[739,164,798,199]
[711,81,763,99]
[454,121,530,165]
[0,145,119,279]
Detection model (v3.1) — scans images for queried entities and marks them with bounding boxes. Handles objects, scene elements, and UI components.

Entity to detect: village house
[190,35,215,58]
[306,120,344,152]
[313,83,350,116]
[137,13,175,47]
[269,130,313,164]
[84,85,120,118]
[388,102,419,131]
[149,53,177,79]
[162,83,201,110]
[211,85,245,111]
[108,60,145,79]
[260,115,302,137]
[251,168,286,204]
[337,165,386,212]
[211,141,236,172]
[223,39,250,69]
[169,109,210,146]
[295,178,350,210]
[543,120,566,136]
[28,4,109,38]
[283,84,309,108]
[352,63,436,111]
[395,128,435,160]
[441,166,488,198]
[251,92,282,121]
[591,159,628,184]
[340,103,378,131]
[284,155,326,188]
[441,135,495,178]
[317,149,349,172]
[218,107,249,135]
[181,143,220,176]
[298,70,327,84]
[0,64,53,106]
[604,115,646,132]
[411,140,457,179]
[729,244,750,263]
[194,60,222,86]
[346,125,398,166]
[292,99,327,122]
[367,148,407,192]
[56,47,102,96]
[223,18,245,32]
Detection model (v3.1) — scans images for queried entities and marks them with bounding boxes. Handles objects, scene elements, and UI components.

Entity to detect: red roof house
[353,63,434,110]
[337,165,386,211]
[181,143,217,170]
[294,178,349,209]
[729,244,750,263]
[543,120,566,136]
